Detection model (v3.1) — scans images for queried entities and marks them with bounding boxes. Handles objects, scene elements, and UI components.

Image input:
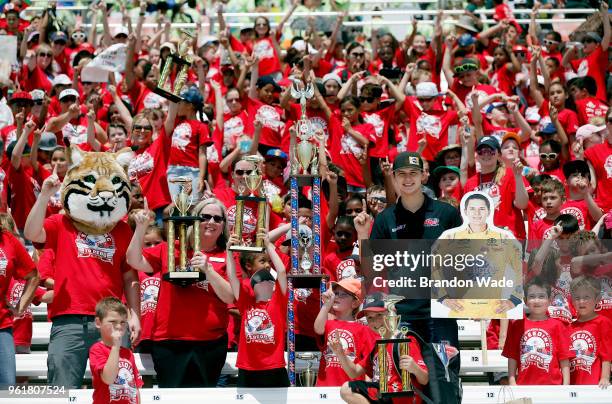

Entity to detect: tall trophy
[154,30,194,102]
[376,295,414,398]
[229,155,267,252]
[164,177,205,286]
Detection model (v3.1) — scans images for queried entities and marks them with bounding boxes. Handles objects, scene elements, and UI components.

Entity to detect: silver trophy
[298,224,313,272]
[290,79,318,176]
[297,352,319,386]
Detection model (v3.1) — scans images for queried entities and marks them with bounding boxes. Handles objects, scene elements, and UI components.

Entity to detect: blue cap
[476,136,500,151]
[180,86,204,106]
[50,31,68,43]
[256,75,282,92]
[540,123,557,135]
[458,33,476,47]
[485,102,506,114]
[265,148,288,166]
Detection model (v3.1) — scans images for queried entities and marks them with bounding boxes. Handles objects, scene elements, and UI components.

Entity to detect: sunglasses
[417,97,435,102]
[255,23,268,27]
[34,100,43,106]
[350,52,365,58]
[345,208,363,215]
[370,196,386,204]
[335,231,354,238]
[72,32,86,40]
[454,63,478,73]
[201,214,224,223]
[133,125,153,131]
[516,52,526,57]
[360,96,376,103]
[539,152,558,160]
[582,38,596,44]
[54,40,66,46]
[226,98,240,103]
[60,96,77,103]
[234,169,254,176]
[82,81,94,85]
[38,52,53,58]
[543,39,558,46]
[476,148,497,156]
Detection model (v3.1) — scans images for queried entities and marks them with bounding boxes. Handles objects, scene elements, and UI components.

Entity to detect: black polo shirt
[370,194,463,319]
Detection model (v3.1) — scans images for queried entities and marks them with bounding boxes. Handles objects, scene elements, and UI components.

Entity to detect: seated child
[502,278,571,385]
[89,297,143,404]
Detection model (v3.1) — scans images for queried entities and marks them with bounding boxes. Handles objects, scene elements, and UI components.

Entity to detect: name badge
[209,257,225,263]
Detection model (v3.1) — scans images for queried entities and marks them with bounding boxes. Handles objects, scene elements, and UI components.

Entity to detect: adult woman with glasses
[21,43,54,94]
[127,198,234,388]
[337,42,369,83]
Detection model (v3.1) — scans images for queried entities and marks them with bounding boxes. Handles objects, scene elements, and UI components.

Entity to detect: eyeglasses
[226,98,240,103]
[539,152,558,160]
[360,96,376,103]
[454,63,478,73]
[350,52,365,58]
[335,291,355,299]
[234,169,254,176]
[476,148,496,156]
[345,208,363,215]
[133,125,153,131]
[38,52,53,58]
[255,22,268,27]
[543,39,558,46]
[201,214,224,223]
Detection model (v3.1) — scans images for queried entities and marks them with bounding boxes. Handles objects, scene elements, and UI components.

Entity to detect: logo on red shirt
[520,328,554,371]
[337,259,357,280]
[9,281,31,320]
[245,308,275,344]
[324,329,356,367]
[171,123,192,152]
[570,330,597,374]
[0,248,6,277]
[561,206,585,229]
[75,232,116,263]
[110,358,138,404]
[140,277,160,315]
[605,155,612,179]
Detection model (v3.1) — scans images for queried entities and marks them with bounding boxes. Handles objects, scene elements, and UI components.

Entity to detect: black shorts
[348,380,394,404]
[237,367,290,388]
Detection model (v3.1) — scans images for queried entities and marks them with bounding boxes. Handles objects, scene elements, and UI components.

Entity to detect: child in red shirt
[568,276,612,387]
[502,278,571,385]
[323,216,358,282]
[314,278,377,386]
[226,230,289,387]
[89,297,143,404]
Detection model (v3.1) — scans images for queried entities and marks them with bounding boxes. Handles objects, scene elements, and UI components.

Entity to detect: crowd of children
[0,0,611,401]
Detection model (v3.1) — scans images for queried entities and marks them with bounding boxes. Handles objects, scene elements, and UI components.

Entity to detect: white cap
[113,26,129,38]
[526,75,545,87]
[160,42,176,53]
[292,39,318,55]
[576,124,606,143]
[524,107,541,123]
[59,88,79,100]
[322,73,342,86]
[52,74,72,87]
[415,82,440,98]
[30,89,45,101]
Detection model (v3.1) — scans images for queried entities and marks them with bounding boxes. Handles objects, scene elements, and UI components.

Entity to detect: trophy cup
[164,177,206,286]
[376,295,414,398]
[229,155,267,253]
[154,30,194,102]
[290,79,318,176]
[297,352,319,386]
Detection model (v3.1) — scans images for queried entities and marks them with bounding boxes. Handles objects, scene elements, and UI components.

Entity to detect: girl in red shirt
[489,45,520,97]
[323,216,358,282]
[21,44,54,94]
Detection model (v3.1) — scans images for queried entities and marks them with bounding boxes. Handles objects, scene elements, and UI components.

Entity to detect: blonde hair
[0,213,19,236]
[570,275,601,299]
[187,198,229,251]
[95,296,127,320]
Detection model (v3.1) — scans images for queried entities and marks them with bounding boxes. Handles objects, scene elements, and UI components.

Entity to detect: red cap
[9,91,33,103]
[78,43,96,55]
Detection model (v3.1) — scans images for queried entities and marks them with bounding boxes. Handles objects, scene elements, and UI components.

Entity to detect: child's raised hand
[322,288,335,307]
[111,328,123,347]
[133,199,152,229]
[353,211,372,235]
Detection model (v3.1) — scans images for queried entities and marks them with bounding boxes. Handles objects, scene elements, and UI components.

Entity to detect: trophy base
[380,391,415,398]
[288,274,327,289]
[153,87,183,103]
[163,271,205,287]
[229,245,266,253]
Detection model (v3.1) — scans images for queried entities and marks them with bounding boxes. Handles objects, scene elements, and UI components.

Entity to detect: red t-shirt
[502,317,571,385]
[450,83,497,107]
[464,168,526,240]
[531,217,556,241]
[127,132,172,211]
[221,110,249,151]
[252,37,282,77]
[8,279,45,347]
[329,116,376,188]
[323,248,356,282]
[89,341,143,404]
[569,315,612,385]
[137,270,161,344]
[539,104,579,137]
[570,46,609,102]
[561,199,594,230]
[284,104,331,151]
[584,141,612,211]
[59,114,89,146]
[8,163,49,230]
[489,64,516,97]
[236,280,287,370]
[575,97,609,126]
[362,104,395,158]
[0,232,36,330]
[168,118,212,168]
[38,214,133,318]
[316,319,377,386]
[245,97,285,147]
[404,97,459,161]
[20,66,52,94]
[143,243,229,341]
[0,167,7,213]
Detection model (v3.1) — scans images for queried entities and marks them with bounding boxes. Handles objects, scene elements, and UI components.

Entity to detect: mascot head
[61,146,133,235]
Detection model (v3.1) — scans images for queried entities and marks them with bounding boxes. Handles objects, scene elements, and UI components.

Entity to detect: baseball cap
[322,73,342,87]
[9,91,33,104]
[59,89,79,101]
[265,149,288,167]
[485,102,506,114]
[393,151,424,172]
[563,160,590,180]
[356,295,387,319]
[457,33,476,47]
[292,39,318,55]
[113,26,129,38]
[539,122,557,136]
[180,86,204,106]
[160,42,176,53]
[525,108,541,124]
[501,131,521,146]
[476,136,501,151]
[6,141,31,158]
[584,32,602,43]
[250,269,276,288]
[330,277,364,303]
[435,144,462,163]
[433,165,460,177]
[52,74,72,87]
[575,124,606,143]
[415,82,441,98]
[39,132,58,152]
[27,30,40,43]
[256,75,281,92]
[50,31,68,43]
[30,89,45,102]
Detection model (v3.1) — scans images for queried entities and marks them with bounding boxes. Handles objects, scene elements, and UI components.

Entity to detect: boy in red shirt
[561,160,603,230]
[502,278,571,385]
[568,276,612,387]
[226,230,289,387]
[89,297,143,404]
[314,278,377,386]
[530,179,565,244]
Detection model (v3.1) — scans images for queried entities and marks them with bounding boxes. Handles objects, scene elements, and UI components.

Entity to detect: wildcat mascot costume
[30,146,140,388]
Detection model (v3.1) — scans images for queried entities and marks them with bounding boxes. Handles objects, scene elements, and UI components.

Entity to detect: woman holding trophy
[126,197,234,388]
